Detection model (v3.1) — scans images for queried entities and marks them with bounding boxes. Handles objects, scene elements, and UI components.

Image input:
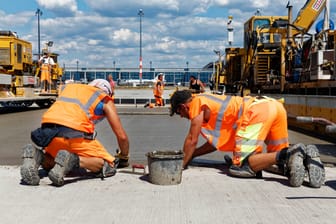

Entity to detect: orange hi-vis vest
[153,80,164,97]
[188,94,254,151]
[42,83,111,134]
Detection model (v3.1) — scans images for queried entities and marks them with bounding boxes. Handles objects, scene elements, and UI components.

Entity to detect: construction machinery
[0,31,62,108]
[211,0,336,139]
[34,41,63,95]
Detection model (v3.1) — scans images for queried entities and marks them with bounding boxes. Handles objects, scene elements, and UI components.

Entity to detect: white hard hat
[88,79,112,96]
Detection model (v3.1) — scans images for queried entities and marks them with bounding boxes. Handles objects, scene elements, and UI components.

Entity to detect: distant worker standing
[144,73,165,108]
[153,73,165,106]
[189,75,205,94]
[39,52,55,93]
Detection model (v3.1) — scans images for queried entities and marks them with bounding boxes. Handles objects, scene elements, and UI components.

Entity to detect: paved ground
[1,87,335,223]
[1,164,336,224]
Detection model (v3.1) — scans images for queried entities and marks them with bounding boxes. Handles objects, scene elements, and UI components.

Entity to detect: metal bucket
[146,150,184,185]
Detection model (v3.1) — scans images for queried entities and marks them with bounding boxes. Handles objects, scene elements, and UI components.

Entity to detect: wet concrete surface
[0,105,335,166]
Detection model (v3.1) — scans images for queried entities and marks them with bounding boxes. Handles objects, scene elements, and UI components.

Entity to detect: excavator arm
[291,0,327,36]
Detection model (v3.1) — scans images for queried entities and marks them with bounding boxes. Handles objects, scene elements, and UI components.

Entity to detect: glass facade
[63,67,213,86]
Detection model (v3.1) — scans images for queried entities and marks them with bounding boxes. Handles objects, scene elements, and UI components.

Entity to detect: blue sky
[0,0,335,69]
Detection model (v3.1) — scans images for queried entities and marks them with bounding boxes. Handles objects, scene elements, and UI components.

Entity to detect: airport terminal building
[63,67,213,86]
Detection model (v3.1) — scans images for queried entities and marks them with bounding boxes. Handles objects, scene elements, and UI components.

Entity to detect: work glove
[115,149,129,168]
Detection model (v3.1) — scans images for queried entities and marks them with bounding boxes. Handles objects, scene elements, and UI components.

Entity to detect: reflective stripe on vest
[265,137,289,146]
[58,90,101,120]
[232,96,251,130]
[42,84,107,133]
[200,94,232,148]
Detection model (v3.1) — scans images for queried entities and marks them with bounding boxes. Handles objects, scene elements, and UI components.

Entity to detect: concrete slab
[1,165,336,224]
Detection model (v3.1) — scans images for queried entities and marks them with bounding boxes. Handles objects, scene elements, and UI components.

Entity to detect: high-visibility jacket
[188,94,254,151]
[187,94,288,164]
[42,83,111,134]
[153,80,164,97]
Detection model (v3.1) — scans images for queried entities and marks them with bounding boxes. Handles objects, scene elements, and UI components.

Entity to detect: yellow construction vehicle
[213,0,335,96]
[0,31,57,108]
[213,0,336,139]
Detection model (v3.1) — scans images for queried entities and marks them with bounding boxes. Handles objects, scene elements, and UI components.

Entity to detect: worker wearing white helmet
[88,79,113,96]
[21,79,130,186]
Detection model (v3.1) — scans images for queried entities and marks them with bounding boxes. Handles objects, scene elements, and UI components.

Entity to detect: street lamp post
[213,50,222,93]
[150,61,153,79]
[185,61,189,86]
[35,8,42,59]
[138,9,144,84]
[76,60,79,80]
[112,60,115,80]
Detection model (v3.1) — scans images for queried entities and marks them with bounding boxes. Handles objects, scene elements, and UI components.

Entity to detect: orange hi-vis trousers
[41,64,51,83]
[233,98,289,166]
[45,137,115,163]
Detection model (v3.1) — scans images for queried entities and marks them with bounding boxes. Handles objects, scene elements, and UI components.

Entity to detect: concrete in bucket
[146,150,184,185]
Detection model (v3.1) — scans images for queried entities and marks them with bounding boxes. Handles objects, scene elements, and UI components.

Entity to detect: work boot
[20,144,44,185]
[227,156,262,178]
[304,144,325,188]
[144,102,150,108]
[96,159,118,179]
[115,149,129,168]
[229,159,256,178]
[48,150,79,186]
[285,143,306,187]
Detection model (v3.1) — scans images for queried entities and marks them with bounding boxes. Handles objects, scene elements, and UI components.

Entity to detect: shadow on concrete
[325,180,336,191]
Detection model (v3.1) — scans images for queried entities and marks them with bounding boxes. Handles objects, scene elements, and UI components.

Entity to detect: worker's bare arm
[182,112,203,168]
[103,100,129,156]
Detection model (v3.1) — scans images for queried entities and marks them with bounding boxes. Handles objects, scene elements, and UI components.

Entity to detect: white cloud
[37,0,78,16]
[3,0,334,68]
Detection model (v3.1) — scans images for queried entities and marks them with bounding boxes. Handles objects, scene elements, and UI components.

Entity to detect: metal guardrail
[113,97,171,105]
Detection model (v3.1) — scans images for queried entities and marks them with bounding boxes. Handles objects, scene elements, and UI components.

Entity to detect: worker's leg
[79,156,104,172]
[155,96,163,106]
[264,100,289,152]
[45,137,117,185]
[233,101,276,166]
[42,151,111,172]
[230,100,306,187]
[45,137,115,164]
[192,142,217,158]
[248,100,289,171]
[40,65,48,91]
[248,151,277,171]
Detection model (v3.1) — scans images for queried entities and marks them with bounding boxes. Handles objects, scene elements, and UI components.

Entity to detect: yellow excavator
[212,0,336,139]
[213,0,335,96]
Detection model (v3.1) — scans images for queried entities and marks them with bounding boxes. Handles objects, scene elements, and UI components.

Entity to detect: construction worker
[170,90,325,188]
[39,52,55,93]
[189,75,205,94]
[144,73,165,108]
[153,73,165,106]
[20,79,130,186]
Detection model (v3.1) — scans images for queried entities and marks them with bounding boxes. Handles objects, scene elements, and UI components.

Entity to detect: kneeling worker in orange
[170,90,325,188]
[21,79,130,186]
